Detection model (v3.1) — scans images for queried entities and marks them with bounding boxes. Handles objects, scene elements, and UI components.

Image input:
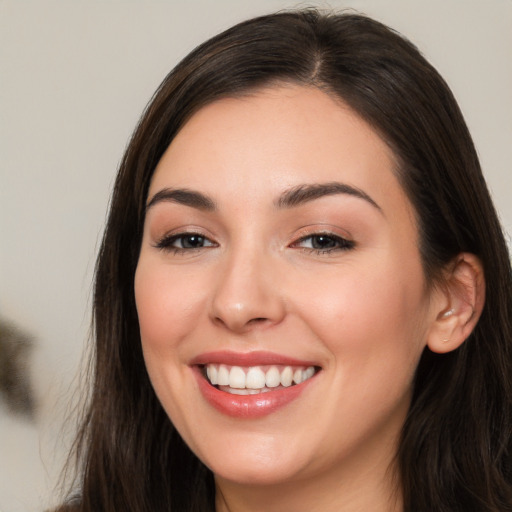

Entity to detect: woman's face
[135,85,440,488]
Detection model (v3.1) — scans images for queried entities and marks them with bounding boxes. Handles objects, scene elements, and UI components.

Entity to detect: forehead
[149,85,411,222]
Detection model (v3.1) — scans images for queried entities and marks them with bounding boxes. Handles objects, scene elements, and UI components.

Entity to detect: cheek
[292,254,429,360]
[134,259,208,356]
[134,259,207,430]
[293,257,428,432]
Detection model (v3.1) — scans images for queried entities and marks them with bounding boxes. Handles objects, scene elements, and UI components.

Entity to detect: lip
[190,351,320,419]
[190,350,318,367]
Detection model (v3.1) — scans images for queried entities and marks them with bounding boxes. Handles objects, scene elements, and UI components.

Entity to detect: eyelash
[291,233,355,254]
[154,232,355,255]
[155,233,217,254]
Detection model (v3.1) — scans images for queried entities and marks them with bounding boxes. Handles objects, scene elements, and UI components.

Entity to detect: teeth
[246,367,266,389]
[206,365,218,385]
[217,364,230,386]
[304,367,315,380]
[229,366,246,388]
[280,366,293,387]
[204,363,317,391]
[225,388,262,395]
[221,387,275,395]
[265,366,281,388]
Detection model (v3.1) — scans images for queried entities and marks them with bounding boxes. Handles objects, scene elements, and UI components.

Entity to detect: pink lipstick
[191,351,320,418]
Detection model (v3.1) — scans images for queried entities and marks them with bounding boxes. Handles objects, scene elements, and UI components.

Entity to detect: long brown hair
[63,9,512,511]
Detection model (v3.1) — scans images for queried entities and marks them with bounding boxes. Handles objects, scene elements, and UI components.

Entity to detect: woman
[61,9,512,511]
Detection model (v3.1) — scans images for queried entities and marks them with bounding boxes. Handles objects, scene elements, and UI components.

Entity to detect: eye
[155,232,216,253]
[292,233,355,253]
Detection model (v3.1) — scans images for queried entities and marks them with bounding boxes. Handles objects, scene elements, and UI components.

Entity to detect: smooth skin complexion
[135,86,483,512]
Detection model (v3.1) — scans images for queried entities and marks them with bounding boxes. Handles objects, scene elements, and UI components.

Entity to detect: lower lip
[193,367,316,419]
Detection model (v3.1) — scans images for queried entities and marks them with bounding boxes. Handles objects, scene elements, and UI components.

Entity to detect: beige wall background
[1,1,510,510]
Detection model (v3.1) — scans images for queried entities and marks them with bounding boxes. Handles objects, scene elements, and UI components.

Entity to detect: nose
[209,246,286,333]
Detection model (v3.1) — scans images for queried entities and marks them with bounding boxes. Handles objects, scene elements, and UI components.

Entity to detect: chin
[197,436,309,486]
[212,460,301,487]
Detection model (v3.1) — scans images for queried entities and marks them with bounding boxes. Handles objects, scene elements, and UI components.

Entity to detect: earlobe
[427,253,485,354]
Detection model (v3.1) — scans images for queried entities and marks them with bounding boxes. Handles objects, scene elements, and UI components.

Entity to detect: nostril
[212,315,270,332]
[248,317,268,324]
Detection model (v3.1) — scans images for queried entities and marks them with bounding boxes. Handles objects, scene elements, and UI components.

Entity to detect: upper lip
[190,350,319,368]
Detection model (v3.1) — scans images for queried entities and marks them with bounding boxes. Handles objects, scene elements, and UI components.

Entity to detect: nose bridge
[210,236,285,332]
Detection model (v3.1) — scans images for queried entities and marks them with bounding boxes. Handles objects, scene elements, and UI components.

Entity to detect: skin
[134,85,450,511]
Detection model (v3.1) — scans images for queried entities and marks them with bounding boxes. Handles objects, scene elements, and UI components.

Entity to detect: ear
[426,253,485,354]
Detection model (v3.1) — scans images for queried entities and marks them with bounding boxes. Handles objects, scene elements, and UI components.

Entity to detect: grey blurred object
[0,318,34,418]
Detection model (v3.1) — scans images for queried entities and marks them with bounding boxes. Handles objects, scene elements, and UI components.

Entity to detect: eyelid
[153,228,218,252]
[292,233,354,250]
[289,226,355,253]
[291,224,353,242]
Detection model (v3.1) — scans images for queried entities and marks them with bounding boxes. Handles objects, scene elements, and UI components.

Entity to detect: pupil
[312,235,335,249]
[183,235,204,248]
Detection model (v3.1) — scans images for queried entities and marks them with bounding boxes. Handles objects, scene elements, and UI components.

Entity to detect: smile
[191,351,321,418]
[204,364,317,395]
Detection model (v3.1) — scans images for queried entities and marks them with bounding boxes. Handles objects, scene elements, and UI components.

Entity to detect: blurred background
[1,1,511,510]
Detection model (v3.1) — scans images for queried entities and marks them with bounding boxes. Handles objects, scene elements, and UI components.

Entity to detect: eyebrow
[146,188,216,211]
[276,182,382,211]
[146,181,381,213]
